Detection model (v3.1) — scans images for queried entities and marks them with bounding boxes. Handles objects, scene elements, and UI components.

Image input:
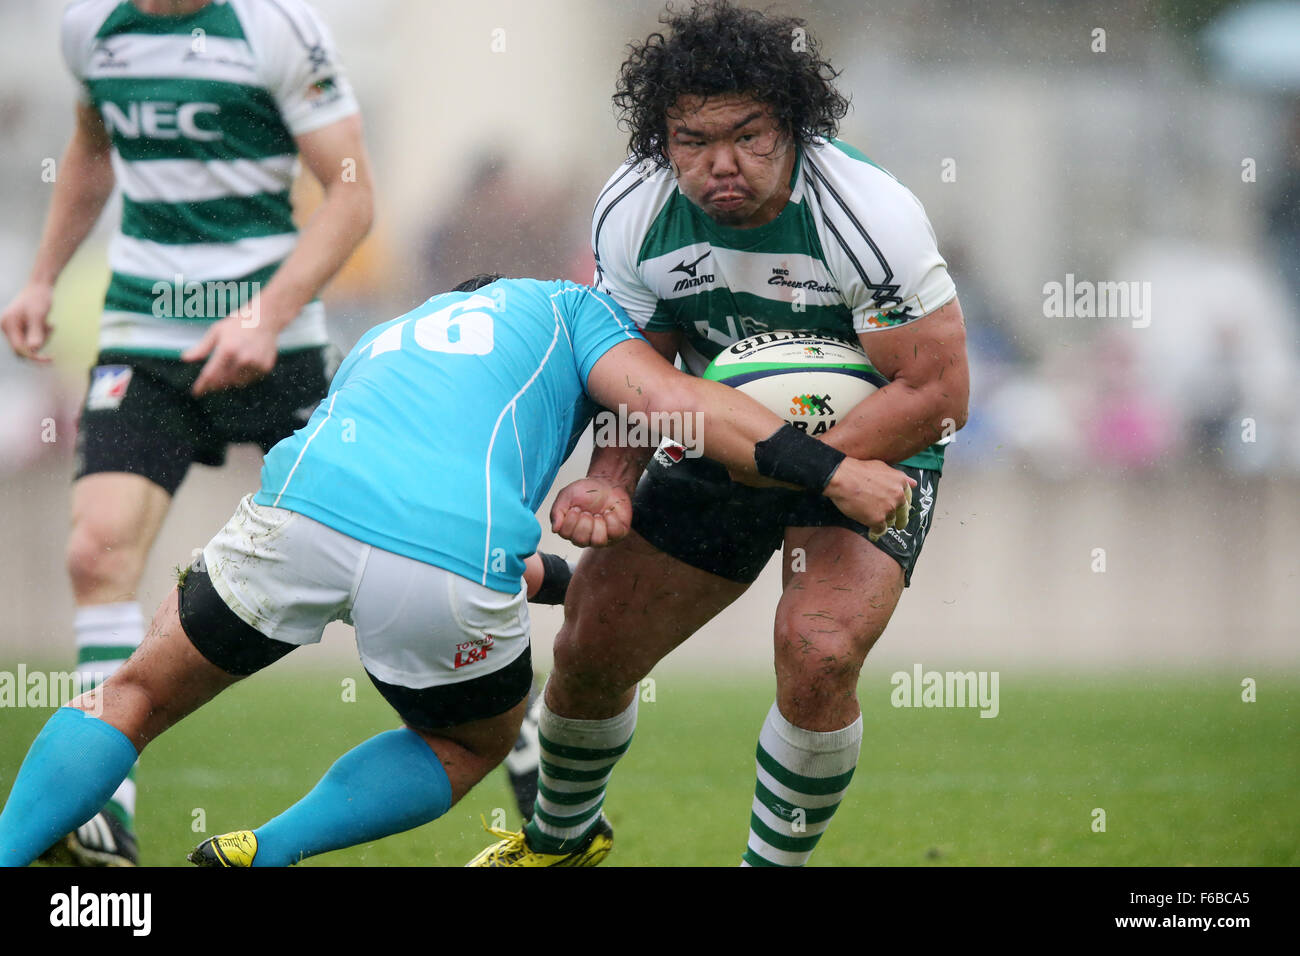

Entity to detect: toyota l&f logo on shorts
[454,636,495,669]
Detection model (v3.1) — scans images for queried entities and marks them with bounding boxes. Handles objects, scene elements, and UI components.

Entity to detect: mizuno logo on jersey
[670,250,712,278]
[669,250,715,292]
[90,40,129,70]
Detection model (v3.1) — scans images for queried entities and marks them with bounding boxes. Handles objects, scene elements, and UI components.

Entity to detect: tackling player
[0,276,914,868]
[0,0,374,865]
[469,0,970,867]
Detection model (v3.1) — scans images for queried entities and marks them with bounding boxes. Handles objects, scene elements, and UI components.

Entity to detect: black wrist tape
[753,424,847,492]
[531,551,574,605]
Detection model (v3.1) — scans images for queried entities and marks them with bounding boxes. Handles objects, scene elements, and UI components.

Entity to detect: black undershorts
[630,447,939,585]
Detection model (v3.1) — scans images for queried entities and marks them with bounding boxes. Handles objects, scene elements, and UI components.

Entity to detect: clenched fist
[550,476,634,548]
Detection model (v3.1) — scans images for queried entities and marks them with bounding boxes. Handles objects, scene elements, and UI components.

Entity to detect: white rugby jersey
[591,138,957,470]
[61,0,360,355]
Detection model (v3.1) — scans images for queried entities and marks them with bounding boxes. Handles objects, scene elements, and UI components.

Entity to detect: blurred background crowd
[1,0,1296,479]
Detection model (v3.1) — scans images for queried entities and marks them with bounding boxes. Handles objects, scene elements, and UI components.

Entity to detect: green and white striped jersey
[591,138,957,471]
[61,0,360,355]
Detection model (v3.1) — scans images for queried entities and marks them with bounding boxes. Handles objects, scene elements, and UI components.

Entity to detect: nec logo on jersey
[670,250,714,292]
[454,636,495,669]
[102,101,222,142]
[87,366,134,411]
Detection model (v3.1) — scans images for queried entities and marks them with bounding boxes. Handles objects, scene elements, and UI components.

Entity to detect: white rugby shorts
[201,495,530,690]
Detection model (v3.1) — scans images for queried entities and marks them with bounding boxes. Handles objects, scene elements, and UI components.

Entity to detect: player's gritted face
[664,93,795,228]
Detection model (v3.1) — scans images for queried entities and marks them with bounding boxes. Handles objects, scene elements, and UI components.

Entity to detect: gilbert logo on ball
[703,331,886,435]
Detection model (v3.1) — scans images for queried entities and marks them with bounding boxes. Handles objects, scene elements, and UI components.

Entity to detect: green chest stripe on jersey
[647,287,852,355]
[86,77,294,163]
[104,259,283,320]
[638,190,826,263]
[121,191,294,246]
[96,1,247,40]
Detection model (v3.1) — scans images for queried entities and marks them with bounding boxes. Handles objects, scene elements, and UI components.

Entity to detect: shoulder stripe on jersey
[593,160,639,215]
[264,0,325,55]
[804,156,904,310]
[593,178,646,276]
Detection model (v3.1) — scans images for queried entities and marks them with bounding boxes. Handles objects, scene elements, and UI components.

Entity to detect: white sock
[528,691,637,851]
[74,601,144,824]
[741,703,862,867]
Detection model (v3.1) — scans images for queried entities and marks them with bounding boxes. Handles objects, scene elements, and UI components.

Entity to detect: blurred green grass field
[4,667,1296,866]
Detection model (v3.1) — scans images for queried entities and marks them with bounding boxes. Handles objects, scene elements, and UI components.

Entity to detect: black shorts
[74,346,335,495]
[630,448,939,586]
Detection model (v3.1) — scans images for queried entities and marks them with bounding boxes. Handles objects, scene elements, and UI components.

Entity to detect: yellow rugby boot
[188,830,259,867]
[465,815,613,867]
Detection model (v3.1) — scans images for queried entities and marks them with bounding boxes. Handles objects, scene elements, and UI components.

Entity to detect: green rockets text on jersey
[61,0,360,355]
[591,138,957,471]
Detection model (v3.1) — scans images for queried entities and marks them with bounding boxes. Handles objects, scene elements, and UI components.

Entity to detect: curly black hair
[614,0,850,168]
[446,273,504,293]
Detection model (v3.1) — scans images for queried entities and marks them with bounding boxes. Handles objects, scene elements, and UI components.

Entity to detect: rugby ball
[703,332,886,436]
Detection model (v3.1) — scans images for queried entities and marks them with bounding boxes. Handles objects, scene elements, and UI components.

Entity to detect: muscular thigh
[551,529,749,714]
[774,526,905,717]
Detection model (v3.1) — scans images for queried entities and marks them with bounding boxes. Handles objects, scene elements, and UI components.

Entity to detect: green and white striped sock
[742,703,862,867]
[75,602,144,829]
[524,694,637,853]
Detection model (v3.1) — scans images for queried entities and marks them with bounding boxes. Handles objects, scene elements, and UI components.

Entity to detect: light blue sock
[252,728,453,866]
[0,708,139,867]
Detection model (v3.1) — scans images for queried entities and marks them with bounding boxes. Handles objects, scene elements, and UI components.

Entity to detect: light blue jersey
[255,279,642,593]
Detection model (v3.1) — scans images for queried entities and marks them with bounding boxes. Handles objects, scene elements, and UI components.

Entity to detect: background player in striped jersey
[0,276,913,868]
[0,0,373,865]
[470,0,971,867]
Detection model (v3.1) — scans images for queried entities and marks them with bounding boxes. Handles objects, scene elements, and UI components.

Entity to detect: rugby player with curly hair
[470,0,969,867]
